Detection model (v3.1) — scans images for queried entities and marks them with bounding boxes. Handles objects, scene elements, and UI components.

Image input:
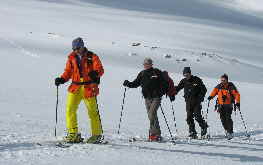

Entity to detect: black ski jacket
[126,67,168,98]
[176,75,207,102]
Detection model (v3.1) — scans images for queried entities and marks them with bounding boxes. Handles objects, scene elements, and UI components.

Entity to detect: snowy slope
[73,0,263,28]
[215,0,263,18]
[0,0,263,165]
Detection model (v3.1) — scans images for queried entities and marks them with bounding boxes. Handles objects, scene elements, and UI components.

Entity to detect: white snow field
[0,0,263,164]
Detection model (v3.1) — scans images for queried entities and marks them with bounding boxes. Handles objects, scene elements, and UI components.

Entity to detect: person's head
[220,73,229,84]
[143,58,153,70]
[72,37,86,56]
[183,67,191,80]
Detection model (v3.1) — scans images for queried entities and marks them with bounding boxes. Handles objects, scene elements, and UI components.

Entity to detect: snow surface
[0,0,263,165]
[216,0,263,15]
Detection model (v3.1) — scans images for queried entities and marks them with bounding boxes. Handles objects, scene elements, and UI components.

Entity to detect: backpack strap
[218,82,235,104]
[86,51,94,65]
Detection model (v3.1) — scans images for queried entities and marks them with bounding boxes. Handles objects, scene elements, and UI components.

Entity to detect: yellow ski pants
[66,86,102,135]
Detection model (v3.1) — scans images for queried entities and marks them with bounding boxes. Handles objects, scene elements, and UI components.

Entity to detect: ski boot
[63,133,84,143]
[201,126,210,139]
[226,132,233,140]
[86,135,103,144]
[188,132,198,139]
[201,127,207,136]
[149,135,162,142]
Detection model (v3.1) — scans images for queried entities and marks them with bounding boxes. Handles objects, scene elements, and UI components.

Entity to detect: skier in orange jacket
[208,74,240,139]
[55,37,104,143]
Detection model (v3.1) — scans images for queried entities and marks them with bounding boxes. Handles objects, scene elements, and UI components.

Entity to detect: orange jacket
[209,82,240,105]
[61,51,104,98]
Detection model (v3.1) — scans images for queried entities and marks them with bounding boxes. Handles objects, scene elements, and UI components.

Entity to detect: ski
[54,140,109,148]
[56,141,74,148]
[128,137,176,145]
[200,134,211,140]
[199,134,250,142]
[173,134,211,141]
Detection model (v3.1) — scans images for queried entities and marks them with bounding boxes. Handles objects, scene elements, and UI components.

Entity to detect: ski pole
[205,100,210,121]
[160,105,174,140]
[237,107,250,137]
[170,101,178,134]
[234,104,237,116]
[55,86,59,137]
[117,88,127,134]
[205,100,211,138]
[202,100,207,115]
[92,88,104,139]
[95,96,104,134]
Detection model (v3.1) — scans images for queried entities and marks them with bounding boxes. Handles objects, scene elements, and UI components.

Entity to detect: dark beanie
[221,73,228,81]
[183,67,191,74]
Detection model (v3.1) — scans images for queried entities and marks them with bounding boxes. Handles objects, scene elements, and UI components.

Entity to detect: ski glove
[169,95,175,102]
[55,77,65,86]
[207,96,213,101]
[88,71,99,81]
[123,80,130,87]
[88,71,100,84]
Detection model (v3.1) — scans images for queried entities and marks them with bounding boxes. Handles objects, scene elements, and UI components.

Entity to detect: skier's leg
[225,105,233,134]
[186,101,196,135]
[193,102,208,136]
[145,98,161,136]
[219,106,228,132]
[150,98,161,136]
[145,98,152,135]
[193,103,208,129]
[66,89,82,134]
[84,96,102,136]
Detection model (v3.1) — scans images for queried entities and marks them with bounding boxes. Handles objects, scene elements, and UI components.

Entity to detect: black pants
[218,104,233,134]
[186,99,207,134]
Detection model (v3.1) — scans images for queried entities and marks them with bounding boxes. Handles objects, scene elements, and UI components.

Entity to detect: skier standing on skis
[123,58,171,142]
[55,37,104,144]
[208,74,240,139]
[175,67,208,139]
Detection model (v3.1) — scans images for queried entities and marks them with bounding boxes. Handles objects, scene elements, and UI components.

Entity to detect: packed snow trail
[1,114,263,165]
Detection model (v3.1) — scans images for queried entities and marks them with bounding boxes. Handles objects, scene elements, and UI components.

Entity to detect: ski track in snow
[1,109,263,165]
[0,36,40,58]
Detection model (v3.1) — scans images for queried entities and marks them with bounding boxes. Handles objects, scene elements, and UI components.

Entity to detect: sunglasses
[183,73,191,77]
[143,63,152,66]
[73,47,85,51]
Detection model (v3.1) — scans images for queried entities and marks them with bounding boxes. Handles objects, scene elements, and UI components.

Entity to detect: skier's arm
[168,78,177,96]
[230,84,240,104]
[209,87,219,99]
[232,90,240,104]
[61,58,73,82]
[198,78,207,99]
[175,79,185,94]
[159,71,169,93]
[92,54,104,77]
[126,72,142,88]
